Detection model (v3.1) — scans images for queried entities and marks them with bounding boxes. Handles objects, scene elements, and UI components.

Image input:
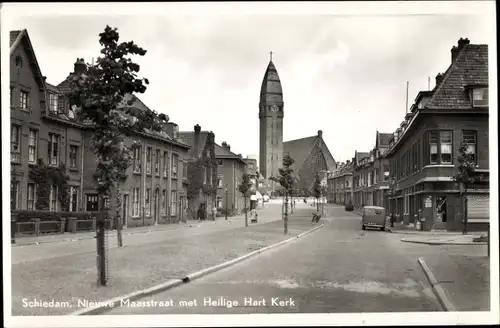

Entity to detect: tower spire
[270,50,273,62]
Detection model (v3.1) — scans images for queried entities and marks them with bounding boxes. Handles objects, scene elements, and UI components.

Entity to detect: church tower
[259,53,284,193]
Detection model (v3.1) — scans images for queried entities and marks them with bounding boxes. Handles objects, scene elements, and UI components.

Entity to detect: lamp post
[225,184,228,220]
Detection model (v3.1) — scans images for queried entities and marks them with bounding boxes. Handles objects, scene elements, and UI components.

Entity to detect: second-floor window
[146,147,152,174]
[49,93,58,113]
[133,146,141,173]
[48,133,59,166]
[20,91,29,110]
[463,130,477,163]
[163,151,169,177]
[155,149,160,175]
[171,154,178,178]
[182,161,188,179]
[11,125,21,163]
[28,129,38,164]
[69,145,78,168]
[427,130,453,165]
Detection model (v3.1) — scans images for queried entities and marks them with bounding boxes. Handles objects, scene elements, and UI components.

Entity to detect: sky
[2,2,496,164]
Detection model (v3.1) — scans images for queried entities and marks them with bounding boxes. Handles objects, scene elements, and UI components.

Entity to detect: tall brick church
[258,55,337,194]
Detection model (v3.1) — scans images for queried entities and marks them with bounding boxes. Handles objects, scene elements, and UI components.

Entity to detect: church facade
[258,56,337,194]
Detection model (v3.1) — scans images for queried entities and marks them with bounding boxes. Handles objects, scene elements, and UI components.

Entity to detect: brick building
[328,160,354,205]
[179,125,218,220]
[384,38,489,231]
[214,142,247,214]
[10,29,192,229]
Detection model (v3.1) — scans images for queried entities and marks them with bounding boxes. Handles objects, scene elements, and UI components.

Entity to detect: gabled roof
[283,134,336,173]
[179,131,210,158]
[378,133,392,148]
[214,143,246,164]
[425,44,488,109]
[10,29,46,93]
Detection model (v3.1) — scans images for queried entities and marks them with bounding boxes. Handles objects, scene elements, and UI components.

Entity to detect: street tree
[452,141,484,235]
[312,172,322,212]
[270,155,296,234]
[238,172,253,227]
[68,25,167,247]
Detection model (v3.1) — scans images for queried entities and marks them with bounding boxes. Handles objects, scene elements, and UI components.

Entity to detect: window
[171,154,178,178]
[161,190,167,215]
[163,151,169,177]
[383,165,390,181]
[471,88,488,107]
[69,145,78,168]
[145,188,151,216]
[133,146,141,173]
[49,185,58,212]
[11,125,21,163]
[216,196,223,208]
[27,183,36,210]
[86,194,99,211]
[217,159,223,166]
[132,188,140,217]
[48,133,60,166]
[171,191,177,216]
[68,104,76,119]
[69,186,79,212]
[146,147,152,174]
[11,181,20,210]
[206,166,212,185]
[463,130,477,163]
[182,161,188,179]
[49,93,58,113]
[202,167,207,184]
[440,131,453,164]
[155,149,160,175]
[28,129,38,164]
[20,91,29,110]
[429,131,439,165]
[217,176,223,187]
[10,87,14,106]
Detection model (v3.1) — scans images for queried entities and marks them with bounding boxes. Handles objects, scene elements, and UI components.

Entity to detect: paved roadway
[106,205,443,314]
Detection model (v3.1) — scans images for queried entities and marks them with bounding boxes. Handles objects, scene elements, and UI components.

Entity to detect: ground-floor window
[216,196,223,208]
[27,183,36,210]
[69,186,79,212]
[11,181,20,210]
[86,194,98,212]
[171,191,177,216]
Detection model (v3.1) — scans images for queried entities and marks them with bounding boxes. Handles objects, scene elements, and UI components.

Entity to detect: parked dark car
[345,202,354,212]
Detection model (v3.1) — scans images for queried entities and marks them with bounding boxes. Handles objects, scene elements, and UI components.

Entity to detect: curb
[417,257,457,311]
[401,239,487,246]
[70,223,325,316]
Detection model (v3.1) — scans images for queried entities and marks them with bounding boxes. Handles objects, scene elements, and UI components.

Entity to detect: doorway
[434,196,447,230]
[122,194,129,228]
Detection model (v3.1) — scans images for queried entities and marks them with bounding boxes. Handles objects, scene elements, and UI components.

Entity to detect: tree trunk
[244,197,248,227]
[116,184,123,247]
[284,192,289,234]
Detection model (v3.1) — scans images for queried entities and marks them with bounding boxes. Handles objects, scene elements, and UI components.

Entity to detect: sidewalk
[419,254,490,311]
[12,206,281,247]
[11,207,320,316]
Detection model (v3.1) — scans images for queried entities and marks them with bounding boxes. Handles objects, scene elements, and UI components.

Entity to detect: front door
[433,196,448,230]
[122,194,129,228]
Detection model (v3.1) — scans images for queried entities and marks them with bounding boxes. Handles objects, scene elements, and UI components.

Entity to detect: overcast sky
[2,2,496,163]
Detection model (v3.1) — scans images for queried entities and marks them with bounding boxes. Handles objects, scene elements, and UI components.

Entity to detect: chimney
[435,73,444,86]
[221,141,231,151]
[451,38,470,62]
[318,130,323,138]
[193,124,201,157]
[74,58,86,75]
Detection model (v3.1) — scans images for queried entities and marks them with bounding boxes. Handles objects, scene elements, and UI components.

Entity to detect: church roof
[260,60,283,103]
[283,133,336,172]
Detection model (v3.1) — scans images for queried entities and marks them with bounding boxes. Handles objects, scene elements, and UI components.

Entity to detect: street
[105,205,444,314]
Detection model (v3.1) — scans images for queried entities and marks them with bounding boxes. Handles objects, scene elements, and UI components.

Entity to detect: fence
[11,210,102,238]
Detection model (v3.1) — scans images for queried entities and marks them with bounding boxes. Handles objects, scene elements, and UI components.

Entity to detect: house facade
[384,38,489,231]
[180,125,218,220]
[10,30,86,214]
[10,29,192,229]
[328,160,354,205]
[215,142,247,215]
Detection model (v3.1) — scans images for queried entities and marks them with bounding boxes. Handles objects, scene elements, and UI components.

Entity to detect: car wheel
[362,225,366,230]
[380,226,385,232]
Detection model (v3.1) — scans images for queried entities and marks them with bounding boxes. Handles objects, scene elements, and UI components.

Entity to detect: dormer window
[49,93,58,114]
[471,87,488,107]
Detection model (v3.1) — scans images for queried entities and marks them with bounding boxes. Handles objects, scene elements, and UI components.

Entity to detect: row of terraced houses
[9,29,256,231]
[327,38,490,232]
